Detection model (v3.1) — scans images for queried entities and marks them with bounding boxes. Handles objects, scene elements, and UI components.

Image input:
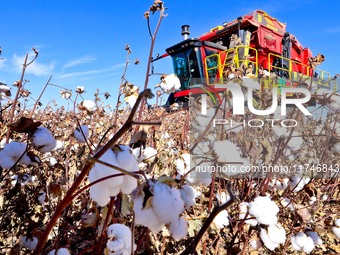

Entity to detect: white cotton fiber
[74,125,89,143]
[133,194,164,233]
[260,228,278,251]
[179,185,196,208]
[88,149,125,206]
[19,236,38,250]
[335,218,340,227]
[107,239,125,252]
[267,224,286,244]
[303,237,315,253]
[159,74,181,94]
[106,223,136,255]
[152,182,184,224]
[107,223,132,247]
[169,216,188,241]
[89,184,111,207]
[47,248,71,255]
[248,196,279,225]
[0,141,29,169]
[120,175,138,194]
[213,210,230,229]
[239,202,258,226]
[32,127,57,152]
[115,145,139,173]
[260,224,286,251]
[306,230,323,245]
[333,227,340,239]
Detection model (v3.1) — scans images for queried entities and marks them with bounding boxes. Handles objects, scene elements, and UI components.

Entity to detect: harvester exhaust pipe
[181,25,190,40]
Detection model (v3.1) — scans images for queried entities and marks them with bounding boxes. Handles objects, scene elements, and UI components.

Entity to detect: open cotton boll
[47,248,71,255]
[303,236,315,253]
[74,125,89,143]
[249,196,279,225]
[175,153,191,176]
[53,140,65,151]
[120,175,138,194]
[213,210,230,229]
[19,236,38,250]
[107,239,126,254]
[0,138,11,148]
[88,149,124,206]
[143,147,157,162]
[152,182,185,224]
[280,197,294,211]
[32,127,57,152]
[0,151,16,169]
[0,141,28,169]
[335,218,340,227]
[49,157,58,166]
[267,224,286,243]
[125,93,138,109]
[179,185,196,208]
[306,230,323,245]
[115,145,139,173]
[89,184,111,207]
[169,216,188,241]
[158,74,181,94]
[177,157,212,187]
[288,175,309,192]
[80,100,96,112]
[133,193,165,232]
[107,223,135,253]
[290,235,302,251]
[295,232,308,247]
[260,224,286,251]
[216,191,231,205]
[239,202,258,226]
[333,227,340,239]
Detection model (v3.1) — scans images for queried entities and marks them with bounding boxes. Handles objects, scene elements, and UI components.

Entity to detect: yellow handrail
[205,53,222,84]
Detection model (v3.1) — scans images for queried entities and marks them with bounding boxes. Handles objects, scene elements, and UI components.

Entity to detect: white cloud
[324,26,340,34]
[63,55,97,69]
[13,53,54,76]
[53,63,125,83]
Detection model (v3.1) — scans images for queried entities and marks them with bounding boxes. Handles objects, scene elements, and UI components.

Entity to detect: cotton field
[0,1,340,254]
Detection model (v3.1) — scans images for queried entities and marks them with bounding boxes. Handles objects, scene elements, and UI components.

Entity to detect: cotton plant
[74,125,90,143]
[133,177,188,241]
[106,223,136,255]
[88,145,139,206]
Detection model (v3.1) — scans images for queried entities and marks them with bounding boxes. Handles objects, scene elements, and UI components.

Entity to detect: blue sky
[0,0,339,107]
